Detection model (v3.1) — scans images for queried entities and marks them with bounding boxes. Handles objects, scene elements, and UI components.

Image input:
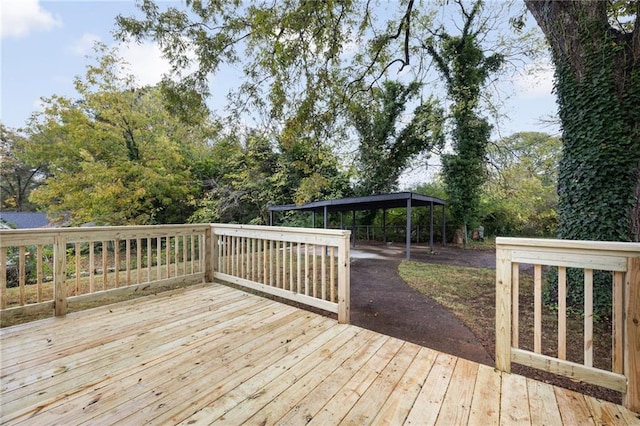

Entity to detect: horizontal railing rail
[495,237,640,412]
[0,225,208,318]
[210,224,351,323]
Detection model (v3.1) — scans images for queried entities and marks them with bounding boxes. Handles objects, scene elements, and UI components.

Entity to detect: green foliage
[115,0,366,142]
[423,1,504,235]
[190,132,279,224]
[0,125,44,211]
[555,52,639,242]
[190,128,352,225]
[349,80,444,196]
[482,132,561,237]
[24,45,216,225]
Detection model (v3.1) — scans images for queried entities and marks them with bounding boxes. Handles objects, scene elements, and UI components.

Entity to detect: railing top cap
[496,237,640,254]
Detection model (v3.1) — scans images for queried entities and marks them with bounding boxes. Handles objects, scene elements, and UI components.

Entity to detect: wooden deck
[1,284,638,425]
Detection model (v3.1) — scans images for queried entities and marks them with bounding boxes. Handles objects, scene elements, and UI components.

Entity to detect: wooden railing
[495,237,640,411]
[0,224,351,324]
[0,225,208,318]
[211,224,351,323]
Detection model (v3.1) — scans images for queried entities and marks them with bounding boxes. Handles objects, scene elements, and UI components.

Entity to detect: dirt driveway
[349,243,495,366]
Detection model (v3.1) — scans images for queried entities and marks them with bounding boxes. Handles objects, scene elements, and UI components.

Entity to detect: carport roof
[268,192,446,213]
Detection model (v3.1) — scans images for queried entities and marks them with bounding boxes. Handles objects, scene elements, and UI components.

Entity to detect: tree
[422,0,504,243]
[349,80,444,196]
[190,132,278,224]
[483,132,561,237]
[25,45,215,225]
[524,1,640,242]
[114,0,539,224]
[0,125,44,211]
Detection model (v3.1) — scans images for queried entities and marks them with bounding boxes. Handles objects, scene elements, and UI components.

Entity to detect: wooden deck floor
[1,284,638,425]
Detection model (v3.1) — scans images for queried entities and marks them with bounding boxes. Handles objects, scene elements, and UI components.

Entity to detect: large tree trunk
[525,0,640,242]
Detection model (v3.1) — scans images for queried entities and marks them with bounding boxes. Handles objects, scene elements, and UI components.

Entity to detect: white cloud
[118,41,172,86]
[513,60,555,99]
[1,0,62,39]
[71,33,102,56]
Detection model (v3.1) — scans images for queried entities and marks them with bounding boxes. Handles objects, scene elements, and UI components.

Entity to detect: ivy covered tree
[349,80,444,196]
[24,45,216,225]
[524,1,640,242]
[422,0,504,243]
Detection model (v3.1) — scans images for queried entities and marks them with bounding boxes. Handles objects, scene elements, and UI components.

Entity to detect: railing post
[53,235,67,316]
[495,246,512,373]
[337,232,351,324]
[624,257,640,412]
[205,226,215,283]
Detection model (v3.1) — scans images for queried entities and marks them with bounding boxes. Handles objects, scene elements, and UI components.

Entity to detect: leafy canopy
[25,44,216,225]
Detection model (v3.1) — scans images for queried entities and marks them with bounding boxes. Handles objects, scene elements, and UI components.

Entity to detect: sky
[1,0,560,138]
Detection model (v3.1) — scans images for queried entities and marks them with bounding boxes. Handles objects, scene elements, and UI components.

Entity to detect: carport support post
[352,210,356,248]
[406,199,411,260]
[312,211,315,228]
[269,210,273,226]
[430,201,434,252]
[323,206,328,229]
[383,209,387,243]
[442,205,447,245]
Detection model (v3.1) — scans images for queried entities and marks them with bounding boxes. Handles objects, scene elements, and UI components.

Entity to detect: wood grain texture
[1,283,636,425]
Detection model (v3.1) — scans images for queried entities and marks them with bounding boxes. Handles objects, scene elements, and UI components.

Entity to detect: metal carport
[268,192,447,259]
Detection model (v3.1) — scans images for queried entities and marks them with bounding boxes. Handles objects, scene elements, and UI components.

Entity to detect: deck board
[1,283,638,425]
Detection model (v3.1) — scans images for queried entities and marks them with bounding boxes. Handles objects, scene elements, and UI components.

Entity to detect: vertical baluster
[276,240,280,288]
[312,244,317,298]
[263,239,268,285]
[534,264,542,353]
[74,243,81,296]
[612,270,624,373]
[190,235,195,274]
[19,246,25,305]
[282,241,287,290]
[321,245,326,300]
[558,266,567,360]
[102,241,108,291]
[247,237,251,279]
[330,247,335,302]
[174,235,179,277]
[147,238,152,281]
[241,237,246,279]
[37,245,43,302]
[156,237,162,280]
[114,239,120,288]
[165,235,171,278]
[269,240,274,287]
[0,248,6,308]
[304,244,309,295]
[296,243,301,293]
[136,237,142,283]
[182,235,187,276]
[289,241,294,291]
[512,263,519,348]
[126,239,132,285]
[584,268,594,367]
[89,241,95,293]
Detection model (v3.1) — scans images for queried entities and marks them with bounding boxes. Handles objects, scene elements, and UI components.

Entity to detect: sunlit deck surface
[1,284,638,425]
